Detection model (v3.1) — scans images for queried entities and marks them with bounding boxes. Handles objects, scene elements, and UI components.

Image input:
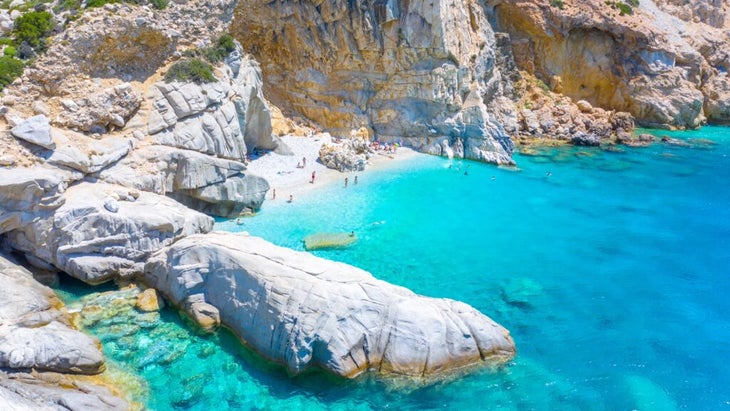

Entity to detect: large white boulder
[0,254,105,375]
[0,166,79,235]
[10,115,55,150]
[99,145,270,217]
[145,232,516,378]
[5,181,213,284]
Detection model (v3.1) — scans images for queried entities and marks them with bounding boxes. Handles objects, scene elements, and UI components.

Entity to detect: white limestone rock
[47,128,132,174]
[0,254,105,375]
[0,166,79,235]
[99,145,269,217]
[54,83,141,133]
[0,372,129,411]
[147,41,273,161]
[5,181,213,284]
[10,115,55,150]
[145,232,516,378]
[318,138,370,172]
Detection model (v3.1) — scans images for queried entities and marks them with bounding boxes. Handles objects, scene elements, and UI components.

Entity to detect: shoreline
[245,134,423,206]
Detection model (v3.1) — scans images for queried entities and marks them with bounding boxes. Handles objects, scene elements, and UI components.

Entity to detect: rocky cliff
[492,0,730,128]
[229,0,729,148]
[231,0,519,163]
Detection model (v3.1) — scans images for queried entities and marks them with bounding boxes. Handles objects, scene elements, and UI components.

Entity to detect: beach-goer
[311,171,316,184]
[345,177,348,187]
[288,194,293,203]
[236,218,243,225]
[272,188,276,200]
[302,157,307,167]
[354,175,358,185]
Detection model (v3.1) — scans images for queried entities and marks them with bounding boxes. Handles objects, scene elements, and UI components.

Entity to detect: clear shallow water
[58,127,730,410]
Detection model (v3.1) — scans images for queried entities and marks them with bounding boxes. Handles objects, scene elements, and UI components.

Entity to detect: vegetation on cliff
[164,34,236,84]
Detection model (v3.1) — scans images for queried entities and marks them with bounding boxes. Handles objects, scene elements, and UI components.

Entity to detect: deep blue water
[58,127,730,410]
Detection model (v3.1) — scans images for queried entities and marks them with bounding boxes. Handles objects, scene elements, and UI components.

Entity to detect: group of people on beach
[371,140,399,154]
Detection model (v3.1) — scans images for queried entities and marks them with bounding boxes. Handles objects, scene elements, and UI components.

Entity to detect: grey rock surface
[0,166,80,235]
[5,181,213,284]
[0,254,105,375]
[10,115,55,150]
[318,139,370,172]
[0,371,129,411]
[147,42,273,161]
[99,145,269,217]
[47,129,132,174]
[145,232,516,378]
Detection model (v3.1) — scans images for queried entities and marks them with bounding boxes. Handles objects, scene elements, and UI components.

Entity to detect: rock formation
[493,0,730,128]
[3,179,213,284]
[0,3,517,399]
[145,232,516,378]
[231,0,518,164]
[0,254,129,409]
[318,138,371,171]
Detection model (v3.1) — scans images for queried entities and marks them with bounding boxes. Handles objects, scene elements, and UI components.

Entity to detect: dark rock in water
[660,136,691,147]
[570,132,601,146]
[501,277,544,309]
[616,133,655,147]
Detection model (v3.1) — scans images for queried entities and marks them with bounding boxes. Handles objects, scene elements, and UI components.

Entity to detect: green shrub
[164,58,216,83]
[54,0,83,13]
[0,56,25,90]
[85,0,112,9]
[616,2,633,15]
[550,0,565,9]
[184,34,237,64]
[0,38,13,46]
[3,46,16,57]
[217,34,235,53]
[13,11,53,48]
[149,0,167,9]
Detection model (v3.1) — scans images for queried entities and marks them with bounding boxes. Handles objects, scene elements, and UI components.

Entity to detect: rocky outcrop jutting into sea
[0,254,129,409]
[145,232,516,378]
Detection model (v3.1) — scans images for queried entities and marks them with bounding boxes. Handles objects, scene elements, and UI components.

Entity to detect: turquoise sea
[58,127,730,410]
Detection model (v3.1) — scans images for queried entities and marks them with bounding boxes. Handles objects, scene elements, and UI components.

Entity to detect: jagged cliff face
[231,0,517,163]
[492,0,730,127]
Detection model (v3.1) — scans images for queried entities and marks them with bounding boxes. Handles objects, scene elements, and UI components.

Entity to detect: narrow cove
[56,126,730,410]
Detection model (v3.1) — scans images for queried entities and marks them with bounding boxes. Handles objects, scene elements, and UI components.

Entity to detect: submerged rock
[303,232,358,250]
[145,232,515,378]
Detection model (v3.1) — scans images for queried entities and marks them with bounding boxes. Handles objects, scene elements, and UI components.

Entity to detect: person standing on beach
[272,188,276,200]
[288,194,293,203]
[354,175,358,185]
[345,177,348,187]
[311,171,316,183]
[302,157,307,167]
